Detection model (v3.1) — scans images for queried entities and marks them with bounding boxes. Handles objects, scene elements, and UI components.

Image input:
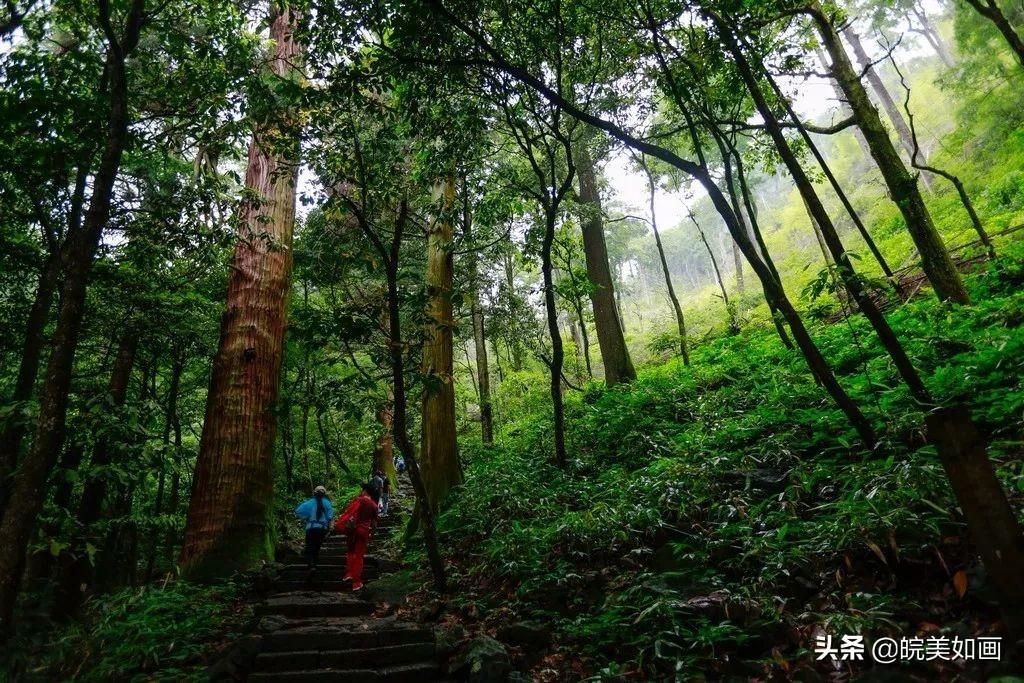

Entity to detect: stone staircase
[245,482,444,682]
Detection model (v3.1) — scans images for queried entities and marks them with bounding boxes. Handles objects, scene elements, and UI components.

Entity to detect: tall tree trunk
[576,309,594,377]
[145,352,183,582]
[926,406,1024,635]
[56,332,138,614]
[910,5,956,67]
[419,175,462,510]
[463,199,494,444]
[378,200,446,591]
[541,211,567,468]
[573,142,636,386]
[842,29,919,160]
[0,0,145,635]
[721,147,792,347]
[762,71,899,289]
[962,0,1024,69]
[814,7,970,303]
[0,252,61,514]
[640,159,689,363]
[0,161,88,515]
[179,3,302,579]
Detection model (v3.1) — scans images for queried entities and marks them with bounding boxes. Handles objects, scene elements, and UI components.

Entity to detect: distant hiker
[295,485,333,570]
[393,454,406,473]
[370,469,385,499]
[377,469,392,517]
[334,483,379,591]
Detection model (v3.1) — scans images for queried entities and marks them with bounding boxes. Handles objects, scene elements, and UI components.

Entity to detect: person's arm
[295,499,309,519]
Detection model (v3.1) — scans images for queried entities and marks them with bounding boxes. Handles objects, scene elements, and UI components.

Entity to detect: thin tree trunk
[0,252,61,514]
[814,7,970,303]
[463,199,494,444]
[803,194,834,266]
[573,141,636,386]
[814,46,873,157]
[145,352,183,582]
[910,5,956,67]
[843,29,923,165]
[0,0,145,635]
[373,400,397,484]
[639,159,689,363]
[731,240,744,294]
[472,304,494,443]
[763,71,900,290]
[378,200,446,591]
[690,214,739,334]
[419,175,462,510]
[179,3,302,579]
[57,332,138,613]
[541,210,567,468]
[0,162,88,515]
[576,308,594,377]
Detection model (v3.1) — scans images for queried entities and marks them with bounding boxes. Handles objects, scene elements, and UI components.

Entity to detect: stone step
[281,559,399,576]
[248,661,440,682]
[253,642,435,672]
[261,620,432,652]
[258,593,375,618]
[273,580,362,593]
[279,566,380,579]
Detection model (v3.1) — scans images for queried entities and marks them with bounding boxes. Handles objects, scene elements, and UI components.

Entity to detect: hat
[314,485,327,495]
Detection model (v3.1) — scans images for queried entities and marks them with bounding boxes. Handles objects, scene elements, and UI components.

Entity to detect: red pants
[345,528,369,586]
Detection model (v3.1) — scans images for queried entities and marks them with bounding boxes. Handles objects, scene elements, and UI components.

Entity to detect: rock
[497,621,551,649]
[435,623,468,657]
[452,635,511,683]
[725,468,790,493]
[256,614,289,633]
[206,635,262,680]
[507,673,531,683]
[418,598,446,622]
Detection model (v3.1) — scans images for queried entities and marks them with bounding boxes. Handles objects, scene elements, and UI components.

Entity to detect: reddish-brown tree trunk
[179,4,302,579]
[419,175,463,510]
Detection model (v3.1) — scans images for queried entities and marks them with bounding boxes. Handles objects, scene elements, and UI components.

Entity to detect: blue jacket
[295,496,334,530]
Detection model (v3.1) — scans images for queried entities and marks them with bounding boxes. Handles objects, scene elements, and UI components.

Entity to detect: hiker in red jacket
[334,483,379,591]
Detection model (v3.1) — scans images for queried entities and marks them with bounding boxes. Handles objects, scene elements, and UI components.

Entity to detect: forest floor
[396,241,1024,682]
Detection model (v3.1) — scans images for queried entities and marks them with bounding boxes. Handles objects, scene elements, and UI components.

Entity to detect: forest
[1,0,1024,679]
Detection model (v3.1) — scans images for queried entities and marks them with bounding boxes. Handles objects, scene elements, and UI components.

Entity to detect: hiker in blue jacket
[295,485,333,570]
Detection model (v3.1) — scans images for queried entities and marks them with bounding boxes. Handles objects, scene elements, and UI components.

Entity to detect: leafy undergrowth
[1,577,253,682]
[425,243,1024,681]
